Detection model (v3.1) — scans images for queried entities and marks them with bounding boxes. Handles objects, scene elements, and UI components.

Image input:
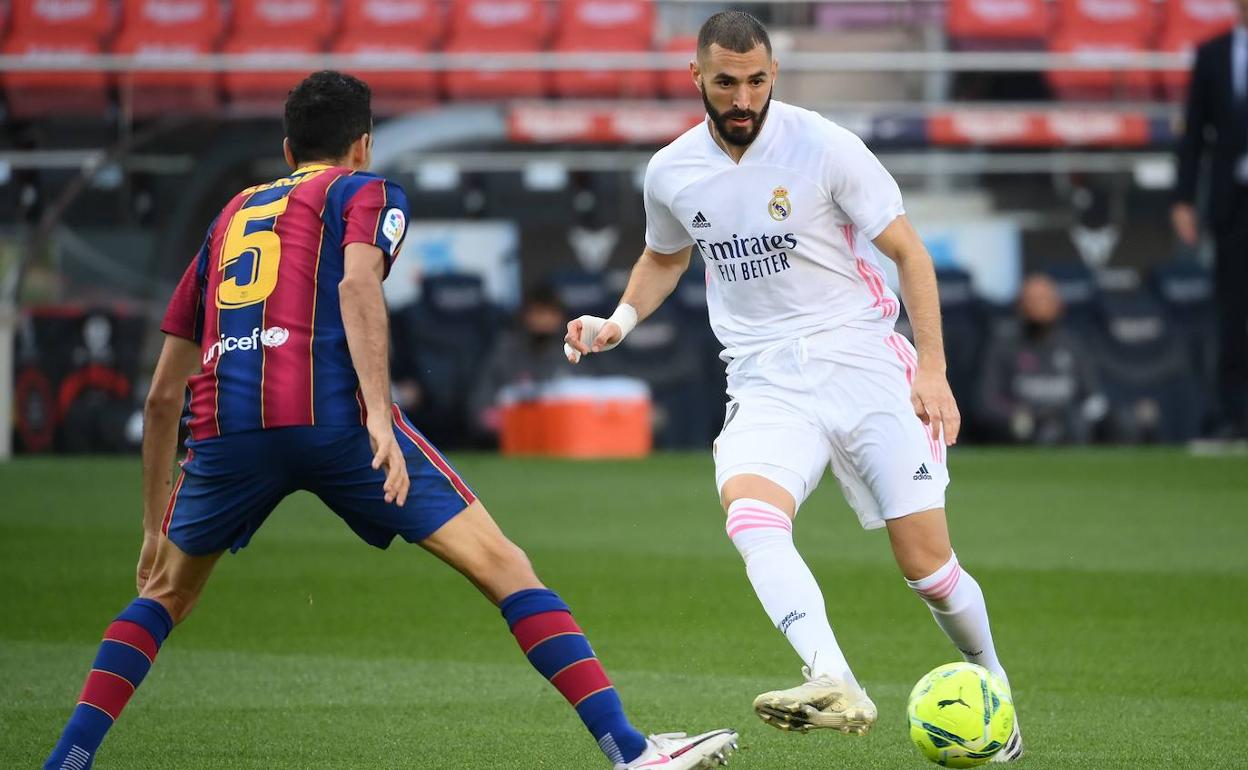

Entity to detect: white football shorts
[713,326,949,529]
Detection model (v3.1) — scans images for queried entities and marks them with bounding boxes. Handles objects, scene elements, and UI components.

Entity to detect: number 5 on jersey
[217,197,289,309]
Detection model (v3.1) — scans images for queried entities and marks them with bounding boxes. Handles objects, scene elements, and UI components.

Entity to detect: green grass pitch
[2,449,1246,768]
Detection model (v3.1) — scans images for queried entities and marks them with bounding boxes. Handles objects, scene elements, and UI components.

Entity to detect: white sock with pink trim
[907,553,1007,686]
[725,498,855,683]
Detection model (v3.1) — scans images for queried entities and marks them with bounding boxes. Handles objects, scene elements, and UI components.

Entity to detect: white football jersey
[644,100,905,359]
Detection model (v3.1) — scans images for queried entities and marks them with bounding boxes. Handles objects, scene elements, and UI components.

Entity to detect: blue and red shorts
[161,405,476,556]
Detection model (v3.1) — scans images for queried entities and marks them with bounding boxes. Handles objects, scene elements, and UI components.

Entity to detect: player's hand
[564,315,623,363]
[367,417,409,506]
[911,367,961,446]
[136,531,159,593]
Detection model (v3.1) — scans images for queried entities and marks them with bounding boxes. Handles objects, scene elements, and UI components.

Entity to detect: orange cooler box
[499,377,652,459]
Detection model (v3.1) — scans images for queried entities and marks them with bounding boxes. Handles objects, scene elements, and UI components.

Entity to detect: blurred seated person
[469,284,598,436]
[390,303,425,417]
[976,273,1107,444]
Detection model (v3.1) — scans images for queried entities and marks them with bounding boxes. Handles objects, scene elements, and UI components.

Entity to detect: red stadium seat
[448,0,546,46]
[550,0,654,98]
[1158,0,1238,94]
[1,33,110,118]
[112,31,218,117]
[659,37,698,100]
[442,36,546,100]
[556,0,653,45]
[8,0,112,37]
[222,35,324,115]
[442,1,547,100]
[1049,0,1155,99]
[340,0,442,46]
[119,0,223,39]
[111,0,222,116]
[1047,29,1154,99]
[332,35,436,114]
[550,40,657,98]
[230,0,335,44]
[1056,0,1155,40]
[1164,0,1239,31]
[946,0,1049,47]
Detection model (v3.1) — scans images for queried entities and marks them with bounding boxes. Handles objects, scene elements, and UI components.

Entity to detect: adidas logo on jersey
[691,211,712,228]
[913,463,933,481]
[203,326,289,365]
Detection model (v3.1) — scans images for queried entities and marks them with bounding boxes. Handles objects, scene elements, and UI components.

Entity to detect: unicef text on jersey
[202,326,290,365]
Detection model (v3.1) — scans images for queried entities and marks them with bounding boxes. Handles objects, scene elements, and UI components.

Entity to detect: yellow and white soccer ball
[907,662,1014,767]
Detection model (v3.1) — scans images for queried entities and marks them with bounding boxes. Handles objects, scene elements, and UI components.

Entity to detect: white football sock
[907,553,1008,687]
[725,498,855,683]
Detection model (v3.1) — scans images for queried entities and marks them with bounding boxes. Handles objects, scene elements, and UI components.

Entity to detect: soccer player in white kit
[564,11,1022,762]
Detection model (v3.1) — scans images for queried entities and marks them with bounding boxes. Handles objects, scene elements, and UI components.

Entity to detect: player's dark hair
[283,70,373,164]
[524,283,564,312]
[697,11,772,58]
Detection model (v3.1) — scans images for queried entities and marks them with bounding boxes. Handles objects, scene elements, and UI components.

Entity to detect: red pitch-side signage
[508,104,705,144]
[928,110,1152,147]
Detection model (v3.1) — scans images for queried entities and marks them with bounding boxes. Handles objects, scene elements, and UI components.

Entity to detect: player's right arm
[137,335,202,590]
[340,242,408,507]
[139,224,215,590]
[565,154,694,362]
[564,244,692,362]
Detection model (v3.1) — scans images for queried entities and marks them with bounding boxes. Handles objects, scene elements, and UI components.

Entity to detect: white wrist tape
[563,303,638,363]
[607,303,638,339]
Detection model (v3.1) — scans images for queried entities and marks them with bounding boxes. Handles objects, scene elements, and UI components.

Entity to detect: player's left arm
[138,335,201,590]
[872,215,960,446]
[340,177,410,506]
[341,242,408,507]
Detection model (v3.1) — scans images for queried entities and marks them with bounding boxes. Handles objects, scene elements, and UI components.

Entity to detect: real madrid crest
[768,186,791,221]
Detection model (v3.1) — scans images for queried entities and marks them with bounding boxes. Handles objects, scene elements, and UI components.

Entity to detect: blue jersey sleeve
[342,176,410,277]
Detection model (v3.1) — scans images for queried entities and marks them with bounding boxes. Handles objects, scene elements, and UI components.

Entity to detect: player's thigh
[305,415,477,549]
[714,395,830,514]
[163,432,295,557]
[826,369,949,531]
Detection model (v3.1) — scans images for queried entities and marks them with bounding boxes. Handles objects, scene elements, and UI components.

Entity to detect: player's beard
[701,84,772,147]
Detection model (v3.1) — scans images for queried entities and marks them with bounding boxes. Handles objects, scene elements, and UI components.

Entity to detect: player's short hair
[524,283,564,312]
[284,70,373,164]
[697,10,772,59]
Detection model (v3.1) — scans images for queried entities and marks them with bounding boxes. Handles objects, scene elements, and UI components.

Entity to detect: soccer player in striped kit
[565,12,1021,762]
[43,71,736,770]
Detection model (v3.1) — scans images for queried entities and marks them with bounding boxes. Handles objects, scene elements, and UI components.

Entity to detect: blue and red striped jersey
[162,164,409,440]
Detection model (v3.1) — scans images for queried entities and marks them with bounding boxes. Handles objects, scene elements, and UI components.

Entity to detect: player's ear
[282,138,296,170]
[689,57,700,89]
[355,133,372,171]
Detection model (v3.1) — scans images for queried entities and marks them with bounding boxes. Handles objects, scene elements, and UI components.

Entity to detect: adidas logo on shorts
[913,463,933,481]
[691,211,712,228]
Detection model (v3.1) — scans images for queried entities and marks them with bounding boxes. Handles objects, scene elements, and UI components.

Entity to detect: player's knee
[894,541,953,581]
[138,582,202,626]
[719,474,797,516]
[484,536,535,581]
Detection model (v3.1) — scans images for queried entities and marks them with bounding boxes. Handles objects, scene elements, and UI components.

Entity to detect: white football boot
[752,666,877,735]
[613,729,738,769]
[990,719,1024,763]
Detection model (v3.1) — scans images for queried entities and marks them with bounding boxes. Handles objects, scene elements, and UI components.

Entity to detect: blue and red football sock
[45,598,173,770]
[501,588,648,765]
